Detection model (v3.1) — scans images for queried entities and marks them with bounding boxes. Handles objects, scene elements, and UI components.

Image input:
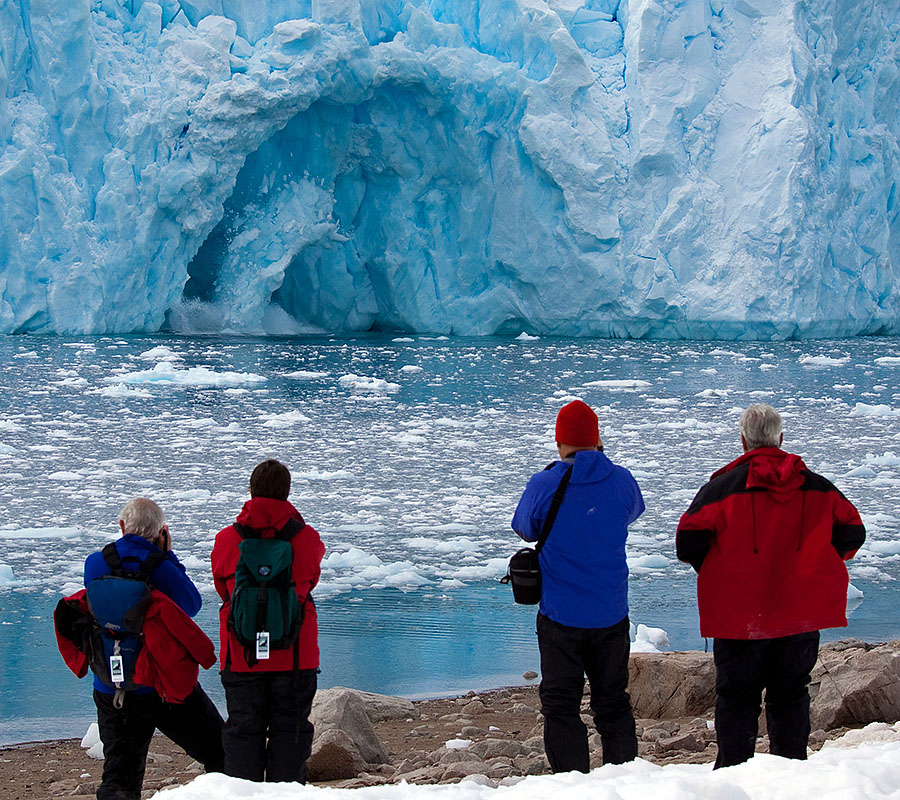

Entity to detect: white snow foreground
[1,2,899,338]
[159,724,900,800]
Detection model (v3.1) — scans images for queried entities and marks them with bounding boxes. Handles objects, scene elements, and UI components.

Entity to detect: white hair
[740,404,783,450]
[119,498,165,541]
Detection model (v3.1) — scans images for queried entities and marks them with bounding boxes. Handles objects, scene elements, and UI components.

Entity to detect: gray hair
[119,498,165,541]
[740,404,783,450]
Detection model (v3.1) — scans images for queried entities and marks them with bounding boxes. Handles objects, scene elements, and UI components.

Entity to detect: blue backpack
[85,543,164,708]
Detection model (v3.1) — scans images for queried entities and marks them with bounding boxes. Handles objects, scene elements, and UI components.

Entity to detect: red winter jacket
[54,589,216,703]
[676,447,866,640]
[211,497,325,672]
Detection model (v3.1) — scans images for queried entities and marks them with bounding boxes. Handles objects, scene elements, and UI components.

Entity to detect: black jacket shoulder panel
[685,462,752,515]
[800,469,846,498]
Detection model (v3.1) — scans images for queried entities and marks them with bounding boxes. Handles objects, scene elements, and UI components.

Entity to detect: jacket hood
[236,497,304,532]
[565,449,616,484]
[712,447,807,498]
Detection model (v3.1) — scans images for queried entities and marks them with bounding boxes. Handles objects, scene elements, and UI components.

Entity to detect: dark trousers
[713,630,820,769]
[537,613,637,773]
[94,684,225,800]
[221,669,317,783]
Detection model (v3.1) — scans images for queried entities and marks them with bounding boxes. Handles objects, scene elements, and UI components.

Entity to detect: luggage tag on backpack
[109,655,125,684]
[256,631,270,660]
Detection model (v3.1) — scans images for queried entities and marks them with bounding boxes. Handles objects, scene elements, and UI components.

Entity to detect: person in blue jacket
[84,497,224,800]
[512,399,644,773]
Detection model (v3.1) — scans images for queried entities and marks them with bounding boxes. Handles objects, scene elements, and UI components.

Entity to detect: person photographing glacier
[511,400,645,772]
[55,498,224,800]
[676,404,866,768]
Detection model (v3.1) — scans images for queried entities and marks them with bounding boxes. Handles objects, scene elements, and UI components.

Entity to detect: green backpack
[228,519,305,666]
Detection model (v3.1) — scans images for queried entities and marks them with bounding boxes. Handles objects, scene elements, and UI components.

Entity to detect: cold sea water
[1,334,899,745]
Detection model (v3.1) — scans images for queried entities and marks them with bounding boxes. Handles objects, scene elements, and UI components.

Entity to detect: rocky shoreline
[3,639,899,799]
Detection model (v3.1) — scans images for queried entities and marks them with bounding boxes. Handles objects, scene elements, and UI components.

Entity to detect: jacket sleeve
[211,528,235,602]
[293,524,325,597]
[676,484,718,572]
[831,492,866,560]
[149,554,202,618]
[627,472,646,525]
[511,472,554,542]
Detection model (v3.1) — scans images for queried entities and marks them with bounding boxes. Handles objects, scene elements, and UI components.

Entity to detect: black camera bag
[502,464,573,604]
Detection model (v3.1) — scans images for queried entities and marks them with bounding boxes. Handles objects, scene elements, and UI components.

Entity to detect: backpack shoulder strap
[232,522,254,539]
[137,550,165,581]
[101,542,123,572]
[275,518,304,541]
[535,464,573,554]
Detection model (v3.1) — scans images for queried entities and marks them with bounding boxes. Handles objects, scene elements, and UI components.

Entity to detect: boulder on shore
[809,640,900,731]
[628,651,717,719]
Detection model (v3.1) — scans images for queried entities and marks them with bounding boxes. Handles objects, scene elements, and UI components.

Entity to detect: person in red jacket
[211,459,325,783]
[676,404,865,768]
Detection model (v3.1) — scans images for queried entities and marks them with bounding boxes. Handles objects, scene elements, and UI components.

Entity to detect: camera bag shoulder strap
[535,463,573,554]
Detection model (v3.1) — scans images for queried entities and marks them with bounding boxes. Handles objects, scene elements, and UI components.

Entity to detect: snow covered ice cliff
[1,0,899,338]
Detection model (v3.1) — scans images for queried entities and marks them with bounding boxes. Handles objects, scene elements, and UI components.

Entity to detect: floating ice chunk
[0,443,20,455]
[583,379,653,389]
[0,527,81,539]
[874,357,900,365]
[138,346,182,361]
[403,537,480,554]
[0,421,24,432]
[48,472,84,481]
[445,739,472,750]
[324,548,384,569]
[851,403,900,417]
[392,432,427,445]
[867,541,900,555]
[0,564,13,586]
[338,374,401,393]
[284,370,329,379]
[847,583,864,600]
[89,384,154,398]
[865,452,900,467]
[695,388,730,397]
[400,365,423,373]
[628,554,668,570]
[845,466,878,478]
[799,355,850,366]
[260,410,311,427]
[105,363,266,387]
[392,338,415,342]
[294,469,354,480]
[515,332,540,341]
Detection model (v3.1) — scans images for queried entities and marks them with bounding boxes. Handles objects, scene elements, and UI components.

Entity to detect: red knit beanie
[555,400,599,447]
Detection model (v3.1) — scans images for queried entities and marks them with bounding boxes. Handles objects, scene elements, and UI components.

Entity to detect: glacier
[0,0,899,338]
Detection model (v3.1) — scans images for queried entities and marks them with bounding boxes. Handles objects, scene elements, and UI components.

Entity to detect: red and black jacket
[676,447,865,640]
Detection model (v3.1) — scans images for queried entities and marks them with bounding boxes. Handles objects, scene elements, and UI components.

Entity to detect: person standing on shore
[79,498,224,800]
[211,459,325,783]
[676,404,866,768]
[512,400,645,772]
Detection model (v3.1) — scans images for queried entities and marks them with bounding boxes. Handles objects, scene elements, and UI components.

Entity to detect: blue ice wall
[0,0,898,337]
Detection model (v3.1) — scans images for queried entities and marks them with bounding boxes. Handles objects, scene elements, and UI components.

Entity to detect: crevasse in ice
[0,0,898,338]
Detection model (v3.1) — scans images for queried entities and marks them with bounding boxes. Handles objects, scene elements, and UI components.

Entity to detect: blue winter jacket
[83,534,202,693]
[512,450,644,628]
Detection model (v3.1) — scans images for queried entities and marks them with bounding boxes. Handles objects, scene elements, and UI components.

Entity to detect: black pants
[537,613,637,772]
[221,669,317,782]
[94,684,225,800]
[713,630,820,769]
